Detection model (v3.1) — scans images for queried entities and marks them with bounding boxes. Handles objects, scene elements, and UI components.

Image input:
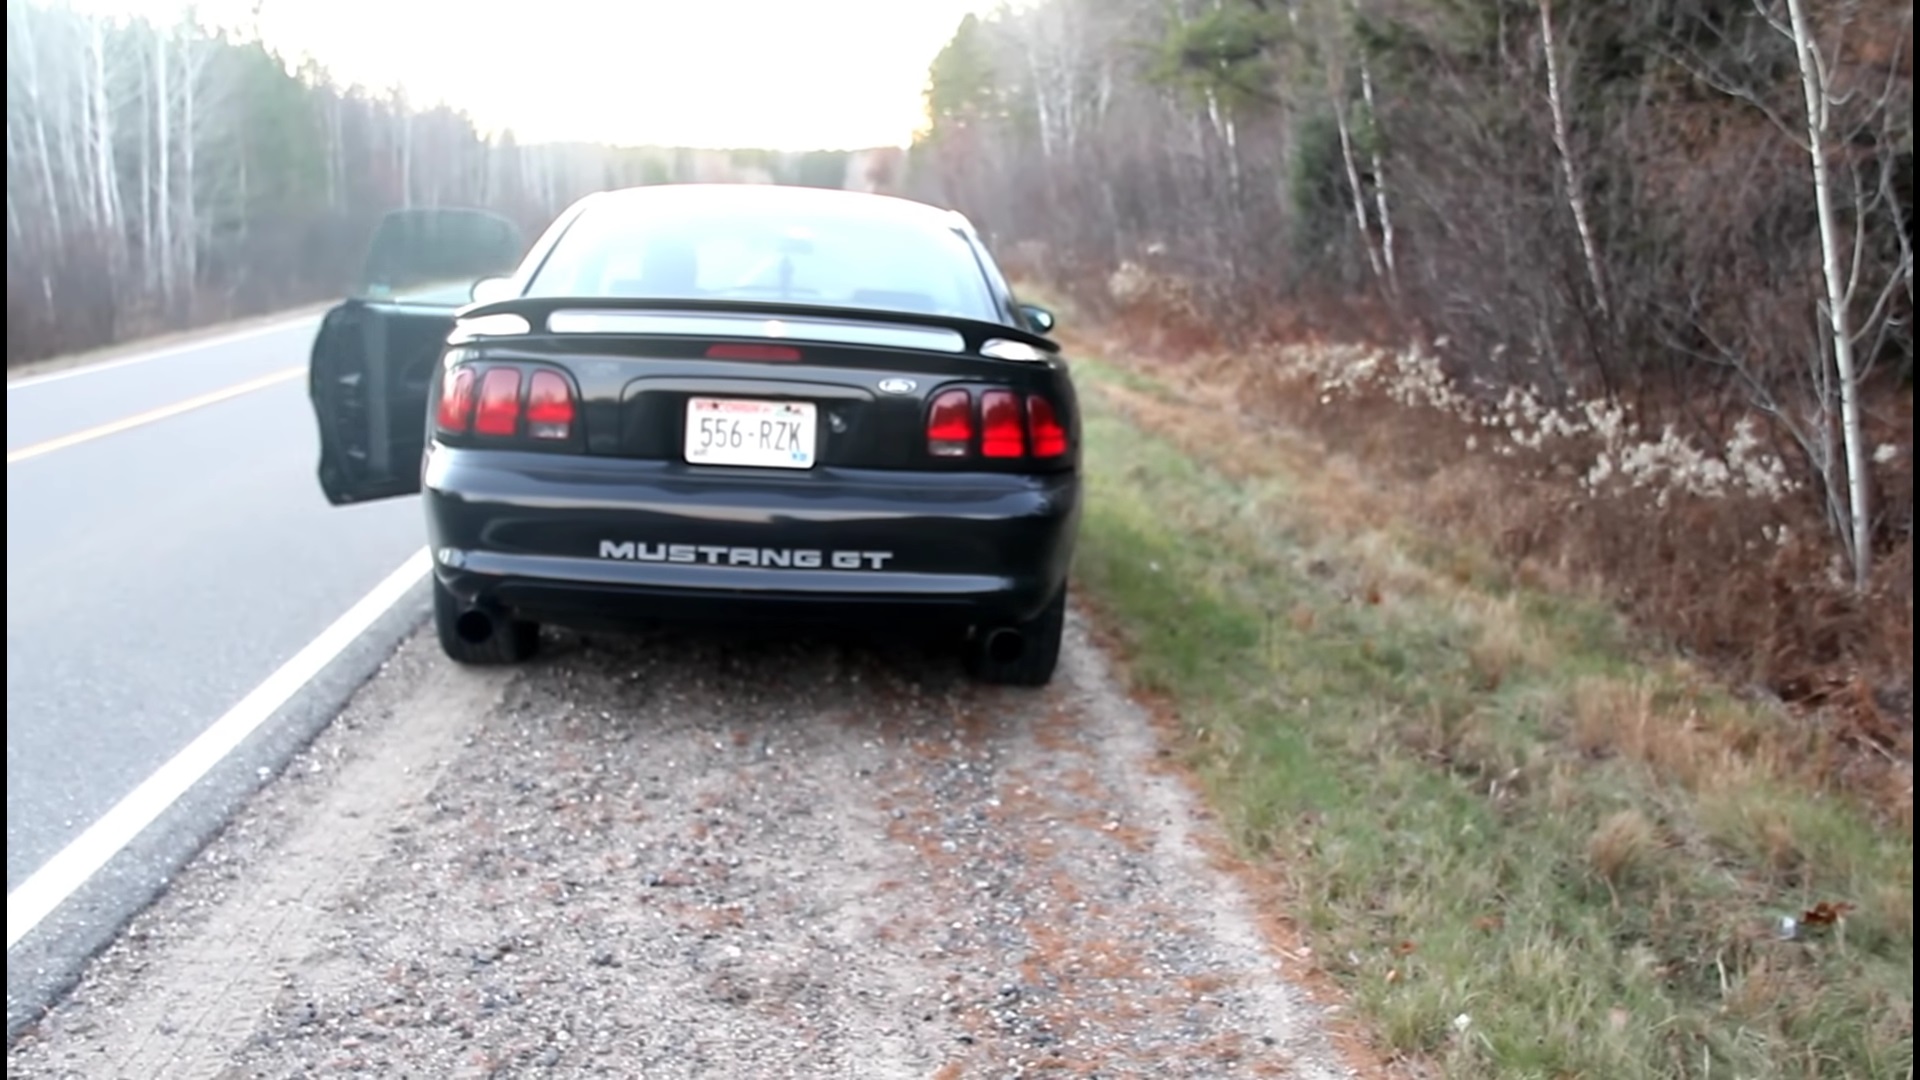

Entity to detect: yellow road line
[7,366,304,465]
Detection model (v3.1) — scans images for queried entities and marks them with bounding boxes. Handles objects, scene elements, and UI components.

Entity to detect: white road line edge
[5,316,321,392]
[6,546,432,951]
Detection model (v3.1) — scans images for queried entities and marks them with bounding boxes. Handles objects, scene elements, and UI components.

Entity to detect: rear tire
[432,576,539,665]
[965,587,1067,687]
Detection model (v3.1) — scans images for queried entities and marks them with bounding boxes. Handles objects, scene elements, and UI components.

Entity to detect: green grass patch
[1069,358,1914,1079]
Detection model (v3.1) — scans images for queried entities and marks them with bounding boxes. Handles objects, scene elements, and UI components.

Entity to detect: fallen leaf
[1800,901,1855,926]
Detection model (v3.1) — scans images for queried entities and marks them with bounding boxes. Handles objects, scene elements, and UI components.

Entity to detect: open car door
[309,207,526,506]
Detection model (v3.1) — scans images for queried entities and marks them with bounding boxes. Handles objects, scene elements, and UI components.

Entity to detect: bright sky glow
[76,0,995,150]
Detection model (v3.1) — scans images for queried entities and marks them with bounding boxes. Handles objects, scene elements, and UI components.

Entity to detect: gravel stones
[7,613,1352,1079]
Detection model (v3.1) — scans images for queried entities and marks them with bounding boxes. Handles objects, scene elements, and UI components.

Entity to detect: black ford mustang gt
[307,184,1081,686]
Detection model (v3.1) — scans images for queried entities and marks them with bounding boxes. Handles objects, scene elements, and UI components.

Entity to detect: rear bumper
[422,446,1079,631]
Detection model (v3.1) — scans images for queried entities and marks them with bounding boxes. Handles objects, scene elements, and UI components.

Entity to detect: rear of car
[405,186,1080,684]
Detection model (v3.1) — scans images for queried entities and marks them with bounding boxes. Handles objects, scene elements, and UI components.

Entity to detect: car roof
[573,183,976,234]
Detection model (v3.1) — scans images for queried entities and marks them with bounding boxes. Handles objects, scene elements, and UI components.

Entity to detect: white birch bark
[1784,0,1871,588]
[1539,0,1609,319]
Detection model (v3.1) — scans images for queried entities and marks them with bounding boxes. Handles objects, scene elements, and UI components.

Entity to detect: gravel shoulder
[6,613,1358,1079]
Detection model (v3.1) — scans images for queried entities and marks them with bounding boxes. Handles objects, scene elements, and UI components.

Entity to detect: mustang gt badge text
[600,541,894,570]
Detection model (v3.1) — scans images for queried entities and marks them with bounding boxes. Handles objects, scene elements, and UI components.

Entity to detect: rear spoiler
[454,296,1060,355]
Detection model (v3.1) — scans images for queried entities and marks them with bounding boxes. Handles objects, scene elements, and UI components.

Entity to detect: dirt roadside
[5,613,1358,1079]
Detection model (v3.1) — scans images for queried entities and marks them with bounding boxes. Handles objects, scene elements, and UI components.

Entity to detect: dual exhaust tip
[454,606,502,645]
[982,626,1027,665]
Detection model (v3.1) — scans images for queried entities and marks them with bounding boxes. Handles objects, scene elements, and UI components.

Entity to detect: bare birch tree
[1538,0,1608,322]
[1357,47,1395,295]
[1781,0,1871,588]
[1315,10,1386,286]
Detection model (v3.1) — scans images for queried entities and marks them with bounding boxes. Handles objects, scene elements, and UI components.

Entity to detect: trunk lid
[449,301,1072,473]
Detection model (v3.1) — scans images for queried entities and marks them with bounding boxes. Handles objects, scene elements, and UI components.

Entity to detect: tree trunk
[1785,0,1872,589]
[1539,0,1608,320]
[1359,50,1396,296]
[180,31,198,296]
[1313,6,1385,288]
[1329,83,1385,284]
[139,46,154,290]
[18,7,67,242]
[95,20,121,233]
[155,27,174,305]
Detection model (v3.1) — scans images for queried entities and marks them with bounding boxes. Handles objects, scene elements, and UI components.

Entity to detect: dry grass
[1587,809,1666,891]
[1040,277,1913,832]
[1050,308,1914,1077]
[1141,282,1906,655]
[1088,354,1912,831]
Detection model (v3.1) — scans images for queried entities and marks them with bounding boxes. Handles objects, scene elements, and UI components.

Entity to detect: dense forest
[4,0,874,363]
[906,0,1912,701]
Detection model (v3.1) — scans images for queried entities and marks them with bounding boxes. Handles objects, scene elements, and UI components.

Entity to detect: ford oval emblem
[877,378,917,395]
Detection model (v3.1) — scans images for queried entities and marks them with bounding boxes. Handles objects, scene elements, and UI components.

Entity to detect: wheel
[432,576,540,665]
[965,587,1067,687]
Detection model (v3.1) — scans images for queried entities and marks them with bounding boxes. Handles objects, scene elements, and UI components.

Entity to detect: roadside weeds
[1061,345,1914,1078]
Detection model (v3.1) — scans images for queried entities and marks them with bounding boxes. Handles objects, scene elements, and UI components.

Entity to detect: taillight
[706,343,802,362]
[924,388,1071,462]
[436,367,476,434]
[927,389,974,457]
[525,370,575,439]
[437,364,578,443]
[473,368,523,436]
[1027,395,1069,458]
[979,390,1025,458]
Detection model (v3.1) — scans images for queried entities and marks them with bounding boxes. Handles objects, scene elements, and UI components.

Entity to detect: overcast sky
[75,0,997,150]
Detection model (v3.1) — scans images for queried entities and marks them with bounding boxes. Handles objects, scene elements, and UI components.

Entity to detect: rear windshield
[522,199,1001,321]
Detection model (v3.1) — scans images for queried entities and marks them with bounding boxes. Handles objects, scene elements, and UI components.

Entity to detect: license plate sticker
[684,398,817,469]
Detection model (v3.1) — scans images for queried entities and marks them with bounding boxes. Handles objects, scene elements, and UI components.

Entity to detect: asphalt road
[5,312,437,1030]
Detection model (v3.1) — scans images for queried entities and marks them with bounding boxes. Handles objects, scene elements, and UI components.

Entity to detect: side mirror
[1020,304,1056,335]
[470,276,518,305]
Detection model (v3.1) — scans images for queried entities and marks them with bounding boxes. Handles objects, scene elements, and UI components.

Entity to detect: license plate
[684,397,817,469]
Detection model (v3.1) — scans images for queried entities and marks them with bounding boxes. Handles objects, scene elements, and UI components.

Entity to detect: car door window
[357,208,526,305]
